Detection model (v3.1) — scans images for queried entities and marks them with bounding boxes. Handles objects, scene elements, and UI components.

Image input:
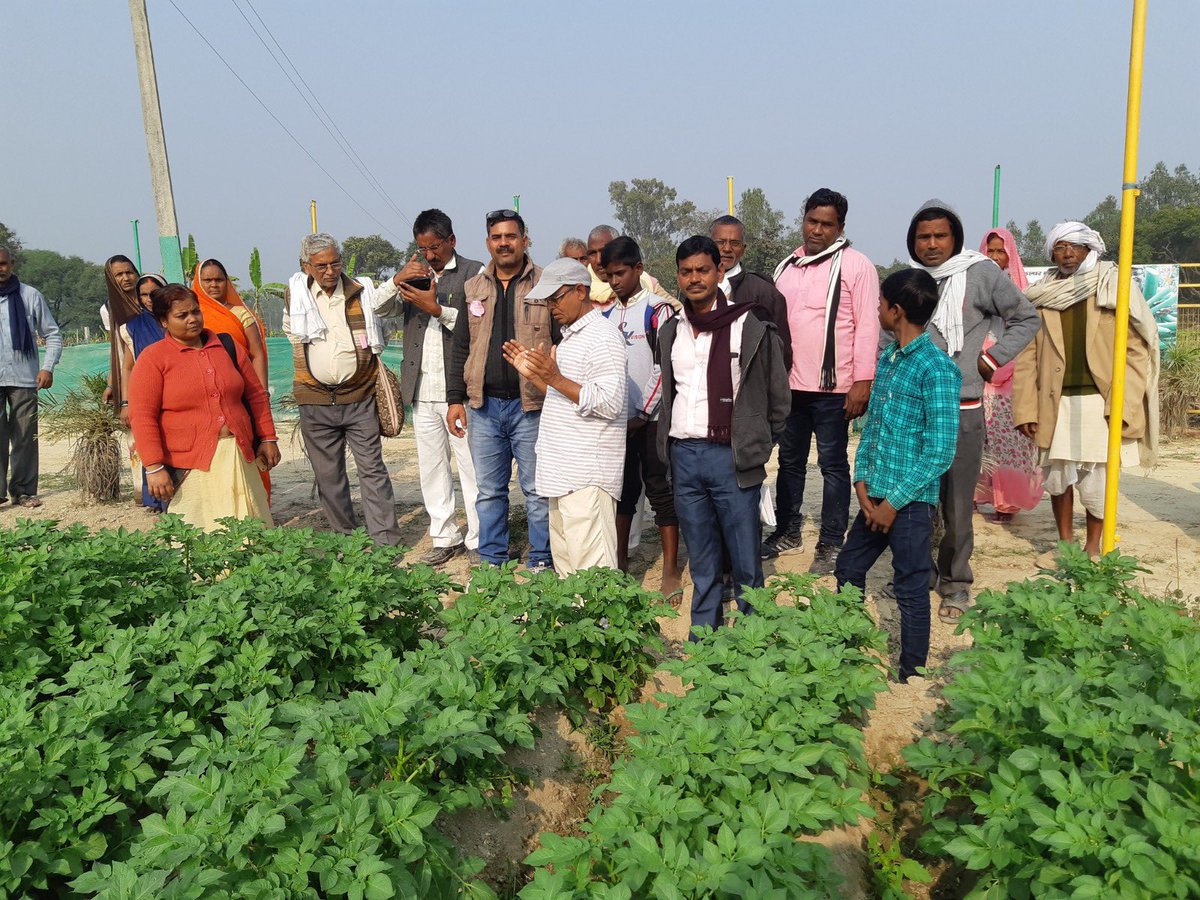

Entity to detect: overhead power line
[229,0,411,227]
[164,0,408,245]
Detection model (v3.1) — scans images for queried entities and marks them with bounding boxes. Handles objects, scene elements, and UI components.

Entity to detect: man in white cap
[1013,222,1159,560]
[502,257,628,574]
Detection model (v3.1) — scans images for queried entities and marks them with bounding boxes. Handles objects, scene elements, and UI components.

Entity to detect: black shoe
[761,529,804,560]
[421,543,465,566]
[810,543,840,575]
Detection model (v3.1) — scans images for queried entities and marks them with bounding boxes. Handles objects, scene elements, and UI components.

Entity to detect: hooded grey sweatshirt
[907,199,1040,402]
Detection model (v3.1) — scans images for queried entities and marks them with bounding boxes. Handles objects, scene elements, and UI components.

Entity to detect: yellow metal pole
[310,199,317,234]
[1101,0,1149,555]
[727,176,734,215]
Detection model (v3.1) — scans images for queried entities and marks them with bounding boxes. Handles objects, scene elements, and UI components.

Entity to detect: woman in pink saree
[976,228,1043,521]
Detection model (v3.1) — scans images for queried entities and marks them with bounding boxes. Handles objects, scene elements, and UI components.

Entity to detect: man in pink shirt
[763,189,881,574]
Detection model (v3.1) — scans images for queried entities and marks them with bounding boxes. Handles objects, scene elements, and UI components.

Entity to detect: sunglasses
[486,208,520,228]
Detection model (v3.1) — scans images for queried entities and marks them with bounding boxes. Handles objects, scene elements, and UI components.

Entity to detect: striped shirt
[854,332,961,509]
[535,310,627,499]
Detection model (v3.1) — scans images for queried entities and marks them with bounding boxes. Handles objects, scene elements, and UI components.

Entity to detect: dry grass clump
[41,372,123,501]
[1160,333,1200,437]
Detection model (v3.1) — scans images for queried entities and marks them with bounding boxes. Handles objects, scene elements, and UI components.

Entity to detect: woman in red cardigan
[129,283,281,531]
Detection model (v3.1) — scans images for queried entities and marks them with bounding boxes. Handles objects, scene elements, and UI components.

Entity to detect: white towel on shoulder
[286,272,386,355]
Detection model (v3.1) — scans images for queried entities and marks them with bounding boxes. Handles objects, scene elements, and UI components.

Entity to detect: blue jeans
[774,390,851,547]
[468,396,551,567]
[671,440,763,641]
[835,501,935,680]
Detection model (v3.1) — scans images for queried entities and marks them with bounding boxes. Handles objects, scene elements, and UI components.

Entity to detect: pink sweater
[775,246,881,393]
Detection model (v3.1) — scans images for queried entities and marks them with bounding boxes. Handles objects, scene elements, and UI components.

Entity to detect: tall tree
[1079,198,1120,258]
[875,258,910,283]
[341,234,404,280]
[736,187,792,275]
[1081,161,1200,260]
[1006,218,1051,267]
[1138,162,1200,213]
[0,222,25,268]
[1134,206,1200,263]
[609,178,698,292]
[19,250,106,330]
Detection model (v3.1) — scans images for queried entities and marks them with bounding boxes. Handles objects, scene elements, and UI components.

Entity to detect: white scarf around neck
[774,237,849,389]
[287,272,386,354]
[911,249,988,357]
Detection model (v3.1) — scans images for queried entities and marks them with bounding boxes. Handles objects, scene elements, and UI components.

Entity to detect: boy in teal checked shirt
[835,269,961,682]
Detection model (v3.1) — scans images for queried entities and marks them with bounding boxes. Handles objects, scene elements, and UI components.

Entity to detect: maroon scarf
[682,291,752,444]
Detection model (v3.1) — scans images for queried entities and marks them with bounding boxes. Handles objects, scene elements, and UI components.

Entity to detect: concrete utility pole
[129,0,184,282]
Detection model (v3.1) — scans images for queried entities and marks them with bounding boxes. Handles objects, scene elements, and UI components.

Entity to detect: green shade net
[50,337,404,412]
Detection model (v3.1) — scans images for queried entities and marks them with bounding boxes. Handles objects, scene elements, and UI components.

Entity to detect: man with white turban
[1012,222,1159,559]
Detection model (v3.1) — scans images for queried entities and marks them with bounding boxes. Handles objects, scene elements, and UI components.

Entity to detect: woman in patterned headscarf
[974,228,1042,522]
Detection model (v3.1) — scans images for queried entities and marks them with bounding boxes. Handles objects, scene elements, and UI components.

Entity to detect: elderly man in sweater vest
[284,232,402,545]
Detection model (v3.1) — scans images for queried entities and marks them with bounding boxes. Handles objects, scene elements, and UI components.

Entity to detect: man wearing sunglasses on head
[446,209,555,570]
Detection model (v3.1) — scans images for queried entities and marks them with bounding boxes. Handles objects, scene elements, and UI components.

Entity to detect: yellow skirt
[170,436,272,532]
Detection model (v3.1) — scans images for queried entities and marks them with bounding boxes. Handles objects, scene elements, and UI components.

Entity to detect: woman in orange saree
[193,258,269,389]
[193,257,273,501]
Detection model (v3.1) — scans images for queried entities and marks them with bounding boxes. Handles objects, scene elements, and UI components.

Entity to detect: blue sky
[8,1,1198,283]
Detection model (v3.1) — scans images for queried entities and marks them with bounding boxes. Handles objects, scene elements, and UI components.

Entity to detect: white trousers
[549,485,618,575]
[413,399,479,549]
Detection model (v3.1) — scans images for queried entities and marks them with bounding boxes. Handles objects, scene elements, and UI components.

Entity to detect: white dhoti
[1041,393,1138,518]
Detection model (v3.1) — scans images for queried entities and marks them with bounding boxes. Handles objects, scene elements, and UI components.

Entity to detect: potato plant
[0,518,668,899]
[522,575,890,898]
[905,547,1200,898]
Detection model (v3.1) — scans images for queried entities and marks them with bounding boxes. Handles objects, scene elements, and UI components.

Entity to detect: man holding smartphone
[374,209,483,566]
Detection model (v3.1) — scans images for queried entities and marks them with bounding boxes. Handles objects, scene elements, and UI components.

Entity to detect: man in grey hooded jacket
[903,200,1039,621]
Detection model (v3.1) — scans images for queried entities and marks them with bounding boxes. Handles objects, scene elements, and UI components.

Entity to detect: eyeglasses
[546,285,583,306]
[713,239,744,249]
[308,260,343,272]
[416,239,445,254]
[486,208,520,228]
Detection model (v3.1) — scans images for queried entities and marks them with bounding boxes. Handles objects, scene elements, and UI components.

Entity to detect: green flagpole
[992,165,1001,228]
